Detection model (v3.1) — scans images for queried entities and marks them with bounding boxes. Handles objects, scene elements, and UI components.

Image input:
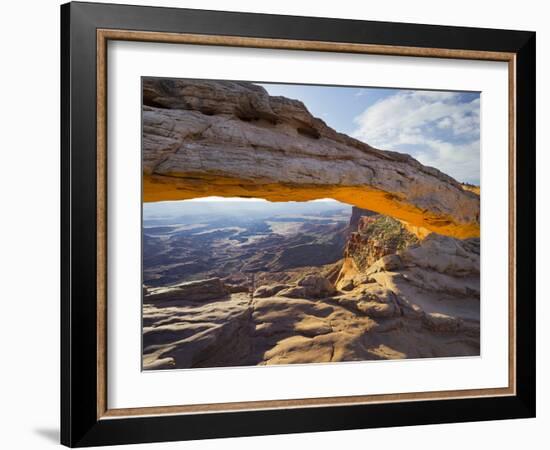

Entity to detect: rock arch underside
[142,78,481,370]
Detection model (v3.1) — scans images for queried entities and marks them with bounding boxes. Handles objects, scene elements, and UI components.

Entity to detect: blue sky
[258,83,480,185]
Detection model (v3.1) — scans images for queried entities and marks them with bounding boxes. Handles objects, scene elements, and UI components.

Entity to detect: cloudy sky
[258,83,480,185]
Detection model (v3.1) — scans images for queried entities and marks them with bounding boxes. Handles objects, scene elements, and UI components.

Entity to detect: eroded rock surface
[145,277,228,304]
[345,212,419,272]
[142,78,479,238]
[143,225,480,370]
[276,274,336,299]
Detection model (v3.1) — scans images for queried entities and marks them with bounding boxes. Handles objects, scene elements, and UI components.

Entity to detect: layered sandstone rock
[337,233,480,322]
[336,208,479,324]
[276,274,336,299]
[143,287,478,369]
[346,213,419,271]
[145,277,228,304]
[142,78,479,238]
[143,229,480,370]
[254,284,290,298]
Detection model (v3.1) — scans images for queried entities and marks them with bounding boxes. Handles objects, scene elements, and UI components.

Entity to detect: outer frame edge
[514,31,536,418]
[60,2,72,447]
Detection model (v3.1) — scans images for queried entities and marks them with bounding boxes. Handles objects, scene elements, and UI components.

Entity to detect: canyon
[143,204,480,369]
[141,78,480,370]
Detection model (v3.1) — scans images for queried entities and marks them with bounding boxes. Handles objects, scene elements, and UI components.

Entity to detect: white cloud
[352,91,480,183]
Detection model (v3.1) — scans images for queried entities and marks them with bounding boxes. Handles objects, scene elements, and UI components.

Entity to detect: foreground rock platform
[142,230,480,370]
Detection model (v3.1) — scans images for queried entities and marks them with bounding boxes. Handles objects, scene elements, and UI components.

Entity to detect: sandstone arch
[143,78,480,239]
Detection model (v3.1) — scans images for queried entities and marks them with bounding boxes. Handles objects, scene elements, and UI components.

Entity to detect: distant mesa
[142,78,479,238]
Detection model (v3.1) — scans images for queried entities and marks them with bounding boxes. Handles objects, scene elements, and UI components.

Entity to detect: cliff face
[344,210,419,272]
[142,78,479,238]
[336,208,479,292]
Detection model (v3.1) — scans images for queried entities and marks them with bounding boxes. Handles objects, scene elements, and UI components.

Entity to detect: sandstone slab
[145,277,228,304]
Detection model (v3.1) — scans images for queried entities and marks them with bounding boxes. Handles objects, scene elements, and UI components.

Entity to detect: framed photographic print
[60,1,536,447]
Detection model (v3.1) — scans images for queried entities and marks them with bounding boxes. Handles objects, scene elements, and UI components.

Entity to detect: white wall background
[0,0,545,448]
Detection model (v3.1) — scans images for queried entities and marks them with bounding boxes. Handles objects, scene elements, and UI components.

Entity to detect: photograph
[141,77,481,370]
